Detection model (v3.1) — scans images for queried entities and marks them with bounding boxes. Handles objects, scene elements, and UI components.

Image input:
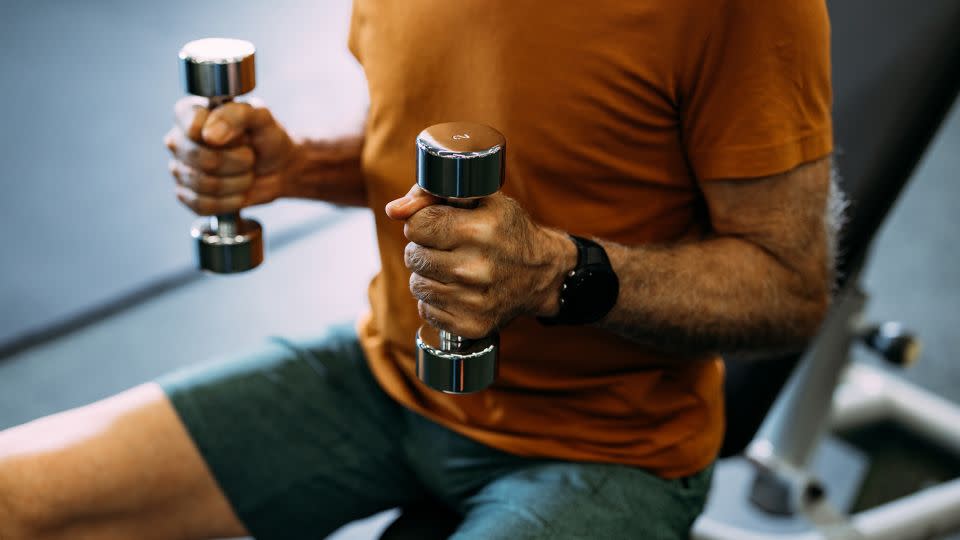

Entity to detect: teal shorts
[158,323,712,539]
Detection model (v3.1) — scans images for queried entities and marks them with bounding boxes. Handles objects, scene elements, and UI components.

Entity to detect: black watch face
[565,265,620,323]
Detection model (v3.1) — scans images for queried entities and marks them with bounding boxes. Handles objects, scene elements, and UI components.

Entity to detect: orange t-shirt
[348,0,832,478]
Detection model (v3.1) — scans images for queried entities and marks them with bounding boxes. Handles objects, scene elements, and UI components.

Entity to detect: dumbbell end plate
[180,38,256,98]
[191,217,264,274]
[416,325,498,394]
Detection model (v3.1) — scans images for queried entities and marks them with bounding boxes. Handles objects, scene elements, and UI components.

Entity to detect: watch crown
[568,270,576,277]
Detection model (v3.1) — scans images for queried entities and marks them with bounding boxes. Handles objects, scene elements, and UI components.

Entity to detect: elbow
[797,293,831,342]
[785,281,832,347]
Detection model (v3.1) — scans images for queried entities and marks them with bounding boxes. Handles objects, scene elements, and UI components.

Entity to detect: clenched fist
[164,97,302,215]
[386,185,577,339]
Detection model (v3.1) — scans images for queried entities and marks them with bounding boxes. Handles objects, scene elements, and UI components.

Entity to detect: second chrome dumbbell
[414,122,506,394]
[179,38,264,274]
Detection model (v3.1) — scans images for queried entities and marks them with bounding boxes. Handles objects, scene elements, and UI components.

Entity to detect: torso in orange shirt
[348,0,831,478]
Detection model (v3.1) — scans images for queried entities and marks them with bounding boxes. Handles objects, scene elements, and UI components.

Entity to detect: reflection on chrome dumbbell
[414,122,506,394]
[179,38,264,274]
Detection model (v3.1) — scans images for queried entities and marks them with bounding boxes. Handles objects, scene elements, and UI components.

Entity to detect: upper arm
[699,157,835,301]
[679,1,835,300]
[680,0,832,180]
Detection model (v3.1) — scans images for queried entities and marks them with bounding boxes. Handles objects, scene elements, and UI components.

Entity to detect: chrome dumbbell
[414,122,506,394]
[178,38,264,273]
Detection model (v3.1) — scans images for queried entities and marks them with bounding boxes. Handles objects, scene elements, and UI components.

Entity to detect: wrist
[533,228,578,317]
[280,135,366,205]
[278,140,309,199]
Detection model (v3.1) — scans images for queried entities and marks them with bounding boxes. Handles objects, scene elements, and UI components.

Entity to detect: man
[0,1,834,538]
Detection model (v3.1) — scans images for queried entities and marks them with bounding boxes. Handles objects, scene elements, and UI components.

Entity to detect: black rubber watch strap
[538,235,619,326]
[574,236,610,267]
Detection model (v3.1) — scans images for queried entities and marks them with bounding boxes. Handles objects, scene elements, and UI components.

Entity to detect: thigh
[450,461,713,540]
[159,323,426,539]
[0,383,248,539]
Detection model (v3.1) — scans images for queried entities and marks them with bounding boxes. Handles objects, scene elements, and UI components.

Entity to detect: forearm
[283,134,368,207]
[597,237,830,356]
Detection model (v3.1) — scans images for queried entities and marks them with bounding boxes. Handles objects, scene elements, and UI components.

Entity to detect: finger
[410,273,456,311]
[410,273,487,313]
[404,243,490,285]
[403,204,464,249]
[385,184,441,220]
[417,301,490,340]
[243,171,286,207]
[169,160,254,196]
[175,186,245,216]
[165,127,254,175]
[202,101,276,147]
[174,96,210,142]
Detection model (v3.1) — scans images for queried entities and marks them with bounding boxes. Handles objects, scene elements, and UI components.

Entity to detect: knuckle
[409,274,442,306]
[234,146,256,167]
[195,198,216,215]
[199,175,220,194]
[408,272,422,293]
[224,173,254,195]
[470,217,496,243]
[418,301,444,329]
[475,294,494,313]
[473,260,494,284]
[252,104,276,126]
[403,242,419,270]
[187,147,218,171]
[463,292,487,312]
[452,264,472,282]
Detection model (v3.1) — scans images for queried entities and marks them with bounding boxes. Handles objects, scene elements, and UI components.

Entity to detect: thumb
[200,101,272,147]
[385,184,440,220]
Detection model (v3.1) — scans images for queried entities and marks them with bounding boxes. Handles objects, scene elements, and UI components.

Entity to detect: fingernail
[204,121,232,143]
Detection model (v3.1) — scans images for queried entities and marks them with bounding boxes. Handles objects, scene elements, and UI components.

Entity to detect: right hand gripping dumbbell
[178,38,264,274]
[414,122,507,394]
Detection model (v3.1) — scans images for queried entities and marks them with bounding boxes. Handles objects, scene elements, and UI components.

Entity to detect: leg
[0,383,247,539]
[1,324,425,539]
[158,326,428,538]
[450,461,713,540]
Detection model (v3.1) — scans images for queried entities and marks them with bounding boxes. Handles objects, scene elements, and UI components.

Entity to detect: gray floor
[1,1,959,539]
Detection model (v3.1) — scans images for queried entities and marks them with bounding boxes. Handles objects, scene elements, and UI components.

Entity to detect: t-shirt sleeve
[681,0,833,181]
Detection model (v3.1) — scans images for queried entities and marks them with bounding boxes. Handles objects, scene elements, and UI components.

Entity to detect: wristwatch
[538,235,620,326]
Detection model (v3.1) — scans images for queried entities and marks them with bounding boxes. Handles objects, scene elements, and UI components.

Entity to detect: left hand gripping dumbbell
[414,122,506,394]
[178,38,264,274]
